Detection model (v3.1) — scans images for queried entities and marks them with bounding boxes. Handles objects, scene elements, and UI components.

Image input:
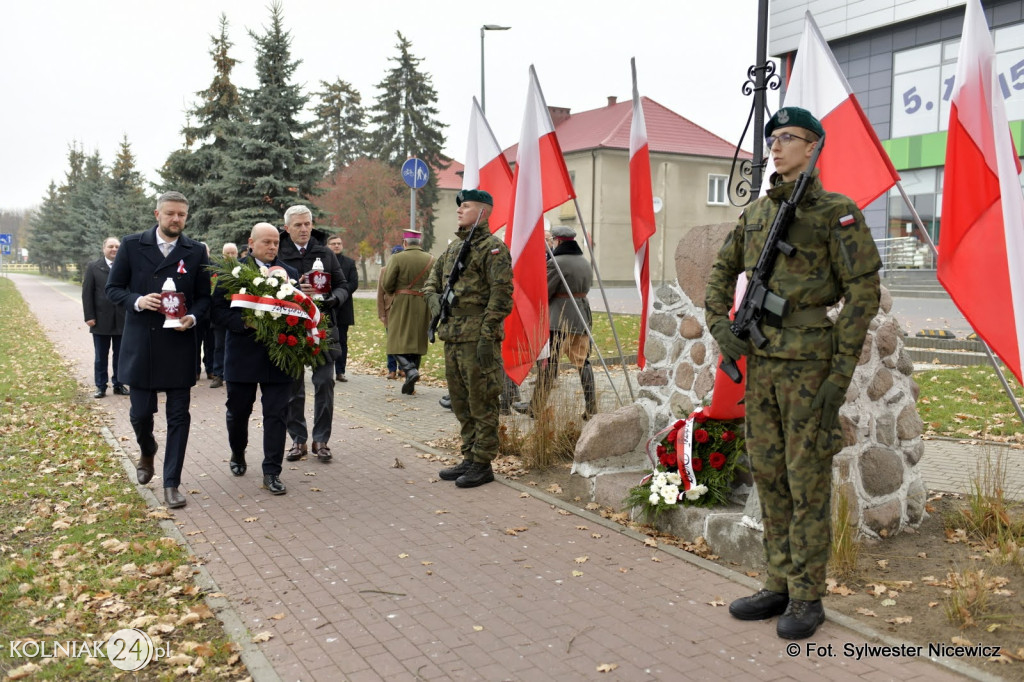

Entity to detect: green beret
[765,106,824,139]
[456,189,494,206]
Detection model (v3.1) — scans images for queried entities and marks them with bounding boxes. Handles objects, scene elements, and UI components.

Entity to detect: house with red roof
[433,96,748,284]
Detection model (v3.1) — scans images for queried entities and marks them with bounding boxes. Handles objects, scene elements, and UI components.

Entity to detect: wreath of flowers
[209,257,330,379]
[624,409,746,520]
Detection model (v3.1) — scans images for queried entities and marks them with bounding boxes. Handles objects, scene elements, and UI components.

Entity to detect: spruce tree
[214,2,327,243]
[159,14,243,244]
[65,150,111,275]
[310,78,367,178]
[367,31,448,250]
[106,136,154,239]
[28,182,66,277]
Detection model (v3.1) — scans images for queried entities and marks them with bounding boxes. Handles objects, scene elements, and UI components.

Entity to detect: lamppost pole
[480,24,510,114]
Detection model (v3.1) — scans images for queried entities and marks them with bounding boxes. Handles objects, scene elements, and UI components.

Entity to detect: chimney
[607,96,617,106]
[548,106,571,128]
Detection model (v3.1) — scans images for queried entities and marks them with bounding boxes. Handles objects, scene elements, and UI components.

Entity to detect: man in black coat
[213,223,296,496]
[106,191,211,510]
[277,205,348,464]
[325,234,359,382]
[82,236,127,398]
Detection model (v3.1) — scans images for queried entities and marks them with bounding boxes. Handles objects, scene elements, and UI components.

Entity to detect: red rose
[656,444,667,457]
[658,449,677,468]
[710,452,726,470]
[693,412,708,424]
[277,333,287,344]
[286,315,299,326]
[694,429,710,444]
[318,329,327,339]
[304,319,316,329]
[287,335,298,347]
[312,347,320,355]
[307,336,316,346]
[691,458,703,472]
[721,430,737,442]
[673,420,685,430]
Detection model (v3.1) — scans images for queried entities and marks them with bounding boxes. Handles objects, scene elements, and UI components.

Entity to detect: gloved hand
[427,294,441,320]
[812,376,848,434]
[476,336,495,368]
[710,319,747,363]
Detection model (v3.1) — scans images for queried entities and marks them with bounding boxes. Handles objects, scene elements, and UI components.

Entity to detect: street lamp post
[480,24,511,114]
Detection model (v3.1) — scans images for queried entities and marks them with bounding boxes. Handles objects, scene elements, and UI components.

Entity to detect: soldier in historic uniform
[423,189,513,488]
[382,228,434,395]
[704,107,881,640]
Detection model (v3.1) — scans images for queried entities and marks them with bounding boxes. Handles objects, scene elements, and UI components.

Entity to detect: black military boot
[397,355,420,395]
[579,361,597,419]
[455,462,494,488]
[438,459,472,481]
[776,599,825,639]
[728,589,789,620]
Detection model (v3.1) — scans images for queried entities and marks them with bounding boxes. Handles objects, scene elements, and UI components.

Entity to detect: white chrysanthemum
[648,493,660,505]
[667,472,682,486]
[662,485,679,504]
[277,284,295,297]
[259,266,269,276]
[239,287,247,295]
[254,310,265,318]
[231,266,242,276]
[252,277,265,286]
[270,312,281,319]
[653,472,668,486]
[684,485,708,501]
[266,277,279,287]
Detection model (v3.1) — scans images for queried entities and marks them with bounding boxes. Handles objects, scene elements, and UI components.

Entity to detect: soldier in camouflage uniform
[424,189,513,488]
[704,107,881,640]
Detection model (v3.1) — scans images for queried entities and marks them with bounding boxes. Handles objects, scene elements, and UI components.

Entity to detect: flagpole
[543,240,625,407]
[893,173,1024,424]
[571,197,637,402]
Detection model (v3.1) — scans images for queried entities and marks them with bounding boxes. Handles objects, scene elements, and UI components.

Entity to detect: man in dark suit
[326,234,359,382]
[82,237,127,398]
[277,206,348,464]
[106,191,211,510]
[213,223,296,495]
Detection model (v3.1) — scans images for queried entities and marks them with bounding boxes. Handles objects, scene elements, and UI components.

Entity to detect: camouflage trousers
[445,339,503,463]
[746,355,839,601]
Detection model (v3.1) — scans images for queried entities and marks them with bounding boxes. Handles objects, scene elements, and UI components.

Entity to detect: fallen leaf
[557,509,571,516]
[881,599,897,607]
[519,492,531,498]
[398,553,409,559]
[472,625,484,632]
[504,529,519,536]
[421,561,433,566]
[572,570,584,577]
[876,559,889,569]
[885,616,912,625]
[643,538,658,548]
[917,552,928,559]
[574,556,589,564]
[591,533,602,539]
[435,510,449,515]
[243,516,259,523]
[856,608,877,617]
[596,663,619,673]
[707,598,725,607]
[251,632,273,643]
[545,483,562,494]
[952,636,973,646]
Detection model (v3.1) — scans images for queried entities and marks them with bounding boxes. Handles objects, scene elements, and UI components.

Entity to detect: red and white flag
[775,11,900,208]
[939,0,1024,384]
[503,66,576,384]
[628,59,656,370]
[463,97,513,232]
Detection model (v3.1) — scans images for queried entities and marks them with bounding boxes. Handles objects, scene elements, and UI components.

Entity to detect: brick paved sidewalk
[11,273,984,681]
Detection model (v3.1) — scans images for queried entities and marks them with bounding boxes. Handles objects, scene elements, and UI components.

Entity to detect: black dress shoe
[262,474,287,495]
[438,458,472,481]
[728,589,790,621]
[336,373,347,382]
[229,453,247,477]
[136,456,155,485]
[210,376,223,388]
[285,442,307,461]
[455,462,495,488]
[163,487,187,509]
[401,368,420,395]
[93,388,106,399]
[777,599,825,639]
[112,385,130,396]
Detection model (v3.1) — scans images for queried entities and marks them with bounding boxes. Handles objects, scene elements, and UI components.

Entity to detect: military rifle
[428,211,483,343]
[721,131,826,383]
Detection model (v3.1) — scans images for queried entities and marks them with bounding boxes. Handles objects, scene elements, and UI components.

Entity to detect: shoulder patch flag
[839,214,855,227]
[490,248,501,255]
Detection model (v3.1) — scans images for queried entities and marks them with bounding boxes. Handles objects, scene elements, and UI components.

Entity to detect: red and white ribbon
[230,290,322,344]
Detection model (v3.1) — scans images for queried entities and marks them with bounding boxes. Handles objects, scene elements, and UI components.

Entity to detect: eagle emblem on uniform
[777,109,790,125]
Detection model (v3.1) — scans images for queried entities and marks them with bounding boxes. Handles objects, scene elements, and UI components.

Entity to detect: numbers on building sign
[901,58,1024,115]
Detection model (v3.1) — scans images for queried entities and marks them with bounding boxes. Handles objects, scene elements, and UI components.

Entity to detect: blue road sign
[1,244,10,255]
[0,234,11,246]
[401,158,429,190]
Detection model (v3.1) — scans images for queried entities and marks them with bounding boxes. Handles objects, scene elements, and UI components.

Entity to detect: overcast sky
[0,0,775,212]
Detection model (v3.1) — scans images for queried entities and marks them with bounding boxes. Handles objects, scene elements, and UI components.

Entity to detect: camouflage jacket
[423,221,514,343]
[704,172,881,381]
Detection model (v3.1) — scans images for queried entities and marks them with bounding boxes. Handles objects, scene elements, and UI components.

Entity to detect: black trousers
[129,387,190,488]
[225,381,291,476]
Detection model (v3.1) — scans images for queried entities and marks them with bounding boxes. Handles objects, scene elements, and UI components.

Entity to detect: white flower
[270,312,281,319]
[277,283,295,297]
[239,287,246,295]
[648,493,660,505]
[653,472,668,486]
[259,266,269,276]
[266,277,279,287]
[662,485,679,504]
[667,473,682,486]
[231,266,242,276]
[684,485,709,501]
[254,310,265,318]
[252,277,265,286]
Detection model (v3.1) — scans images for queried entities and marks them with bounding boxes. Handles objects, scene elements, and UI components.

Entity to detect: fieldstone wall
[576,223,926,540]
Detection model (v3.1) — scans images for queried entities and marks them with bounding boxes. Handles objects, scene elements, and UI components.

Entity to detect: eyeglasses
[765,132,815,148]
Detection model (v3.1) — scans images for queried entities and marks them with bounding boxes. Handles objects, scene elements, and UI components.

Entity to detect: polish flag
[629,59,655,370]
[463,97,513,232]
[939,0,1024,384]
[503,66,577,384]
[775,11,900,208]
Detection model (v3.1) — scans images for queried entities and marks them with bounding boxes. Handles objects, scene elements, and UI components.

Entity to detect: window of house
[707,174,728,205]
